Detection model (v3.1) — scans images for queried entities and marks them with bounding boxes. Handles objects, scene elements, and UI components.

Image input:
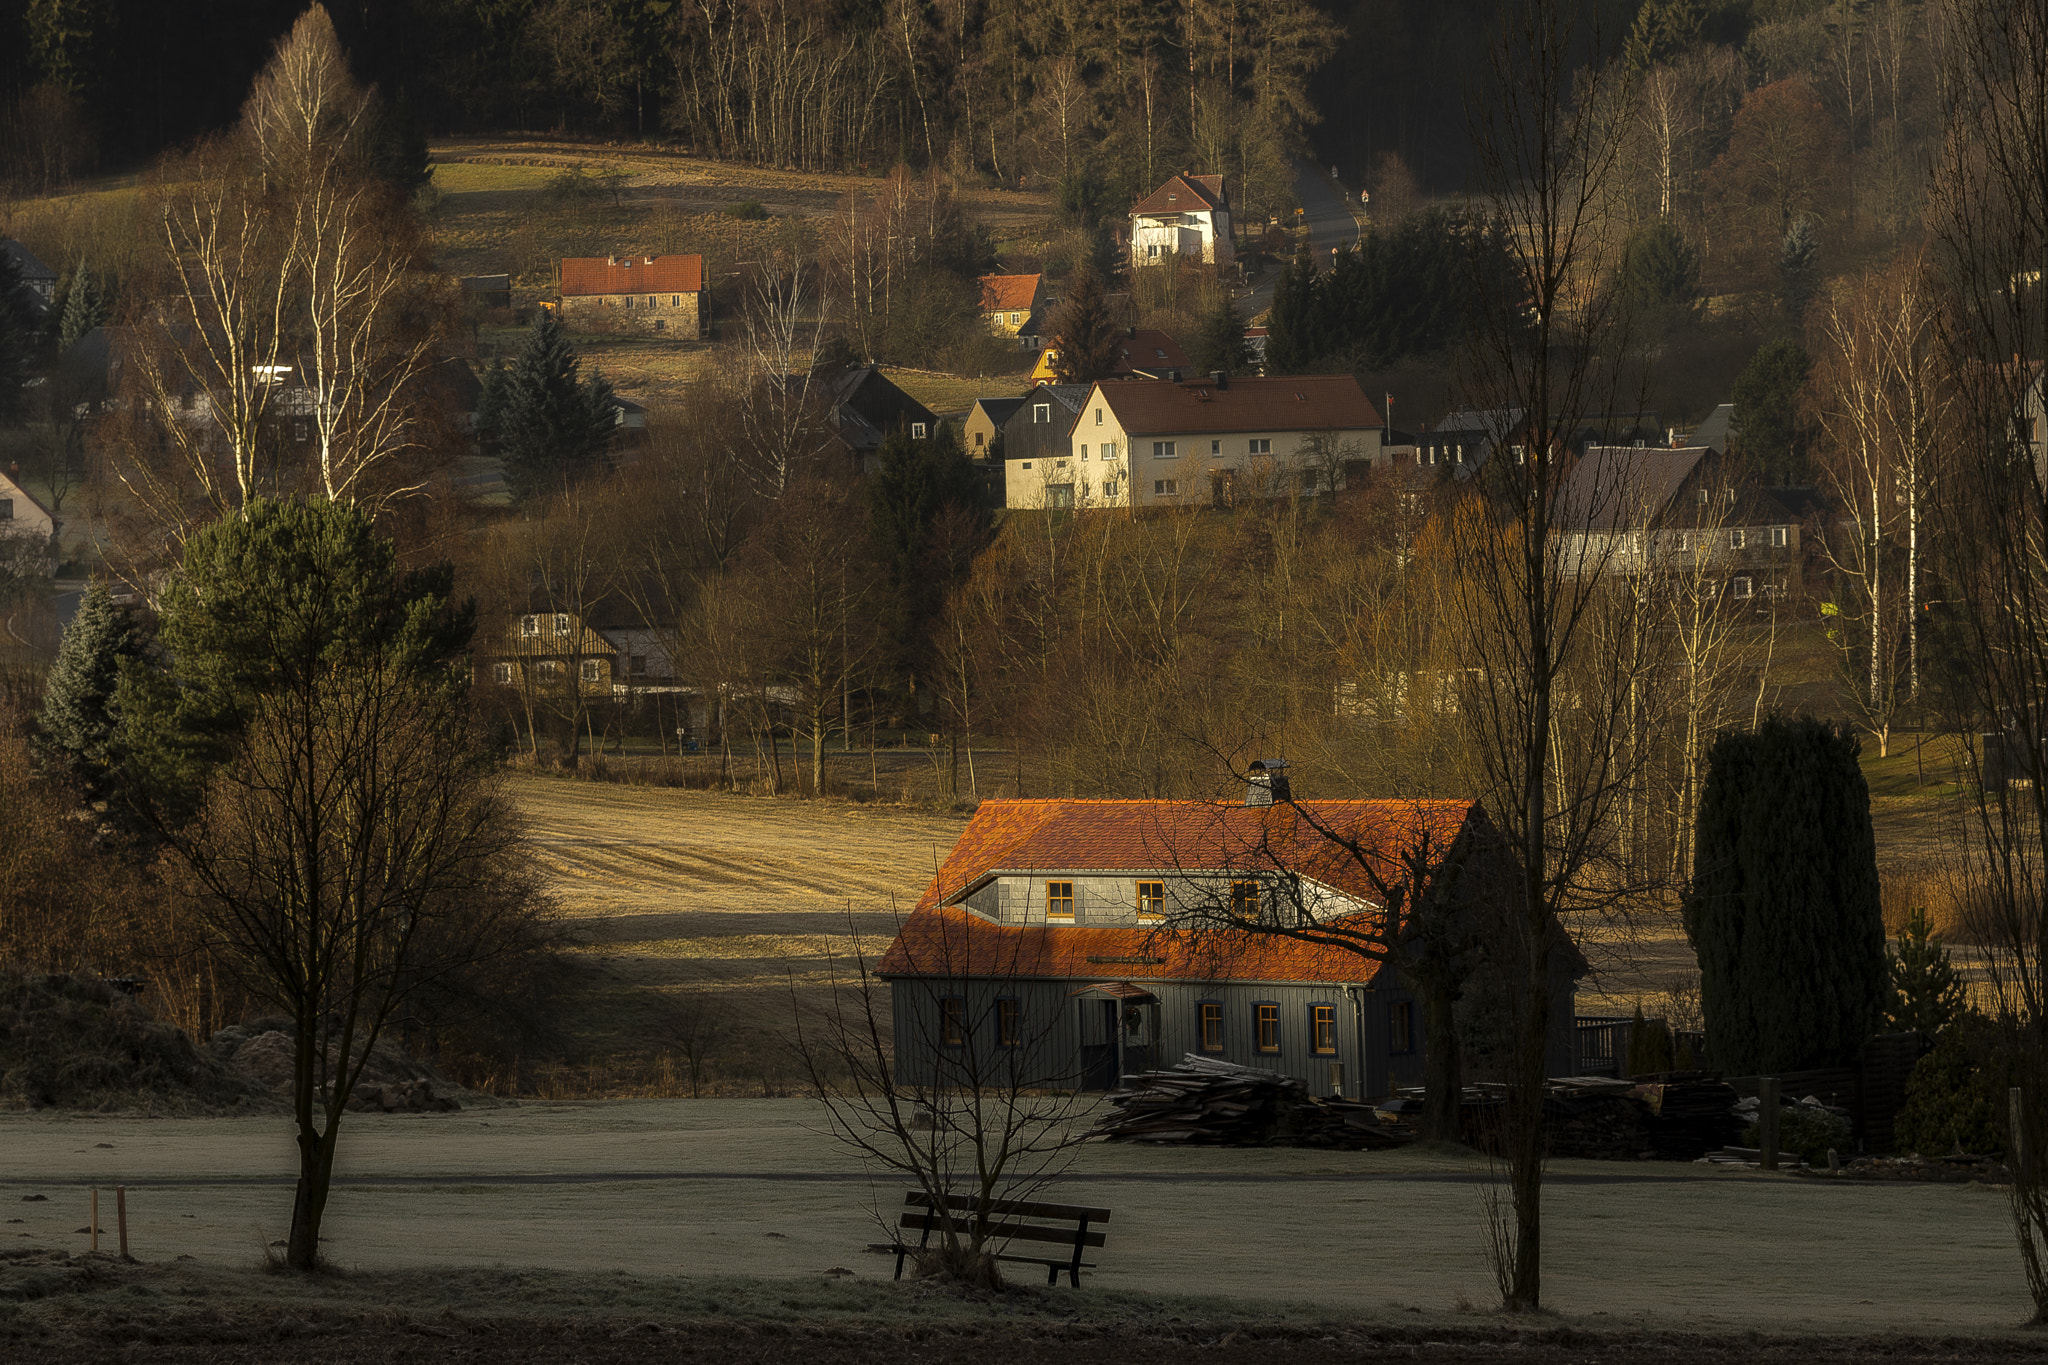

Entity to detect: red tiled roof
[877,798,1477,984]
[980,273,1042,313]
[1097,375,1384,436]
[1132,174,1227,216]
[560,255,703,297]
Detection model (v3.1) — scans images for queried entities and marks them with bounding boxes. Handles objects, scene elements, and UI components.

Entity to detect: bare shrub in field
[1881,868,1975,942]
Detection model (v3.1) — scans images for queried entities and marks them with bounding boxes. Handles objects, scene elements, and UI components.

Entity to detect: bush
[725,200,768,220]
[1743,1101,1851,1165]
[1894,1016,2007,1156]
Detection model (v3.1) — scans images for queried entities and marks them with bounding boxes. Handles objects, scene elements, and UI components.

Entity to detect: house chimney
[1127,325,1138,338]
[1212,370,1228,389]
[1246,758,1290,807]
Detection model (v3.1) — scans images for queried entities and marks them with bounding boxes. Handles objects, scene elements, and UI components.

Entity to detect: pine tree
[1625,1003,1676,1076]
[478,311,617,502]
[1888,906,1967,1035]
[1731,339,1811,481]
[34,579,142,797]
[1188,289,1250,377]
[1048,264,1122,384]
[1685,716,1889,1075]
[58,260,106,352]
[1617,221,1701,332]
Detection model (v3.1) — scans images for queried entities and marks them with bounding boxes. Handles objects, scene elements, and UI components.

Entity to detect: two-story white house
[1129,174,1233,268]
[1005,373,1385,511]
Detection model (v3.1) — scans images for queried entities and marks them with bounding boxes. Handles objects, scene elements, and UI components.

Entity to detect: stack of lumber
[1090,1055,1414,1149]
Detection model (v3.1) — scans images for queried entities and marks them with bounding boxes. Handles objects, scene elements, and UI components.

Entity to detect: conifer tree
[477,311,617,502]
[58,261,107,352]
[34,579,142,798]
[1188,289,1250,376]
[1048,264,1121,384]
[1685,716,1888,1074]
[1888,906,1967,1035]
[1262,245,1317,374]
[0,246,37,425]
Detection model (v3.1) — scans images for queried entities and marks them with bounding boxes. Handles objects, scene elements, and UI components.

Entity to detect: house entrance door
[1077,999,1120,1090]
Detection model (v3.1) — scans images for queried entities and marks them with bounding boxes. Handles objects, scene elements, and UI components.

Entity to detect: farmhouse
[2,239,56,317]
[979,273,1045,346]
[558,255,704,338]
[1005,373,1385,511]
[1129,174,1233,267]
[879,791,1579,1095]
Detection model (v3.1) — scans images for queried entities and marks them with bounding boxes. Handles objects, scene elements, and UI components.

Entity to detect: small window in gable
[553,613,571,636]
[912,422,927,439]
[1034,403,1051,423]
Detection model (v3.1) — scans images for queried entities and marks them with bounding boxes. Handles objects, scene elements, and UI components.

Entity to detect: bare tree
[1928,0,2048,1323]
[794,906,1090,1286]
[1458,0,1647,1310]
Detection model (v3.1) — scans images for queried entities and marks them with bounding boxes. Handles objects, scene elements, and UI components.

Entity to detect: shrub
[725,200,768,220]
[1894,1016,2007,1156]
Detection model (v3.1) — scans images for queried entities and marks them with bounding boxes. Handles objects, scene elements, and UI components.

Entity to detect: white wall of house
[1130,209,1233,266]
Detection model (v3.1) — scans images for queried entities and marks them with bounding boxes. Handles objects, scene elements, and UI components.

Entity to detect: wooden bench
[893,1191,1111,1287]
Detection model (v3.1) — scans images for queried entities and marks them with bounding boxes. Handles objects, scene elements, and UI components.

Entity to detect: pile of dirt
[210,1023,464,1112]
[0,971,266,1114]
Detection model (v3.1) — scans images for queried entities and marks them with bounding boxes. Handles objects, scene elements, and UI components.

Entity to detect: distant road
[1241,160,1364,321]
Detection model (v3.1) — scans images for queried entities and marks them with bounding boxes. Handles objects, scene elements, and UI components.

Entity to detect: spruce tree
[1780,216,1819,325]
[478,311,617,502]
[1262,245,1318,374]
[1685,716,1888,1075]
[1188,289,1250,376]
[34,579,142,797]
[1048,264,1122,384]
[58,261,107,352]
[1887,907,1967,1035]
[0,246,37,425]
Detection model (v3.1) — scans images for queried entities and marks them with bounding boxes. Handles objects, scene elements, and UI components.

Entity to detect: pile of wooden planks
[1090,1055,1415,1149]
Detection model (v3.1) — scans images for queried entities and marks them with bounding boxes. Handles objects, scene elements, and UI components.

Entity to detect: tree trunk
[1419,978,1463,1143]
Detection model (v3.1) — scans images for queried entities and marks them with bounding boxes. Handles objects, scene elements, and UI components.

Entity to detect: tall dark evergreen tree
[1262,246,1318,374]
[1048,264,1122,384]
[868,421,987,682]
[1616,220,1702,333]
[0,246,39,426]
[1731,338,1811,482]
[1188,289,1250,377]
[477,311,616,502]
[1685,716,1888,1075]
[34,579,143,798]
[1780,215,1820,325]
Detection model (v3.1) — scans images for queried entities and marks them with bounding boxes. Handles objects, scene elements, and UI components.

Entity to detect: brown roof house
[1555,444,1809,601]
[878,785,1582,1094]
[980,273,1045,346]
[1129,174,1233,268]
[558,255,705,338]
[1007,373,1385,511]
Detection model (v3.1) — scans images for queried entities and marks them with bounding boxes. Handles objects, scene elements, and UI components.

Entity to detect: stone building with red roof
[557,254,705,338]
[878,785,1582,1095]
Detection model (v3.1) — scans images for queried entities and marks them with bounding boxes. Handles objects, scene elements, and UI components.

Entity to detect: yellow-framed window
[1255,1003,1279,1053]
[1046,881,1075,922]
[1311,1004,1337,1055]
[1136,880,1165,920]
[1198,1002,1224,1052]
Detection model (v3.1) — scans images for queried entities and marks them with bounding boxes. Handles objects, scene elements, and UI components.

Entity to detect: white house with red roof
[878,784,1582,1095]
[1006,372,1385,511]
[557,254,705,338]
[1129,173,1233,267]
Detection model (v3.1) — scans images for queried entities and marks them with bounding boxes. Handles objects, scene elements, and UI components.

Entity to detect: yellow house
[980,274,1044,343]
[1005,374,1385,511]
[1029,327,1191,383]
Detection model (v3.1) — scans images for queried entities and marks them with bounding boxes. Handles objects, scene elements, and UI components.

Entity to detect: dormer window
[553,613,571,636]
[1046,881,1074,923]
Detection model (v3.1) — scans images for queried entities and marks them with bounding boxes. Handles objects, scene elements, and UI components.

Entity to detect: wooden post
[89,1188,98,1252]
[2014,1086,2026,1180]
[1759,1077,1780,1171]
[116,1186,128,1260]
